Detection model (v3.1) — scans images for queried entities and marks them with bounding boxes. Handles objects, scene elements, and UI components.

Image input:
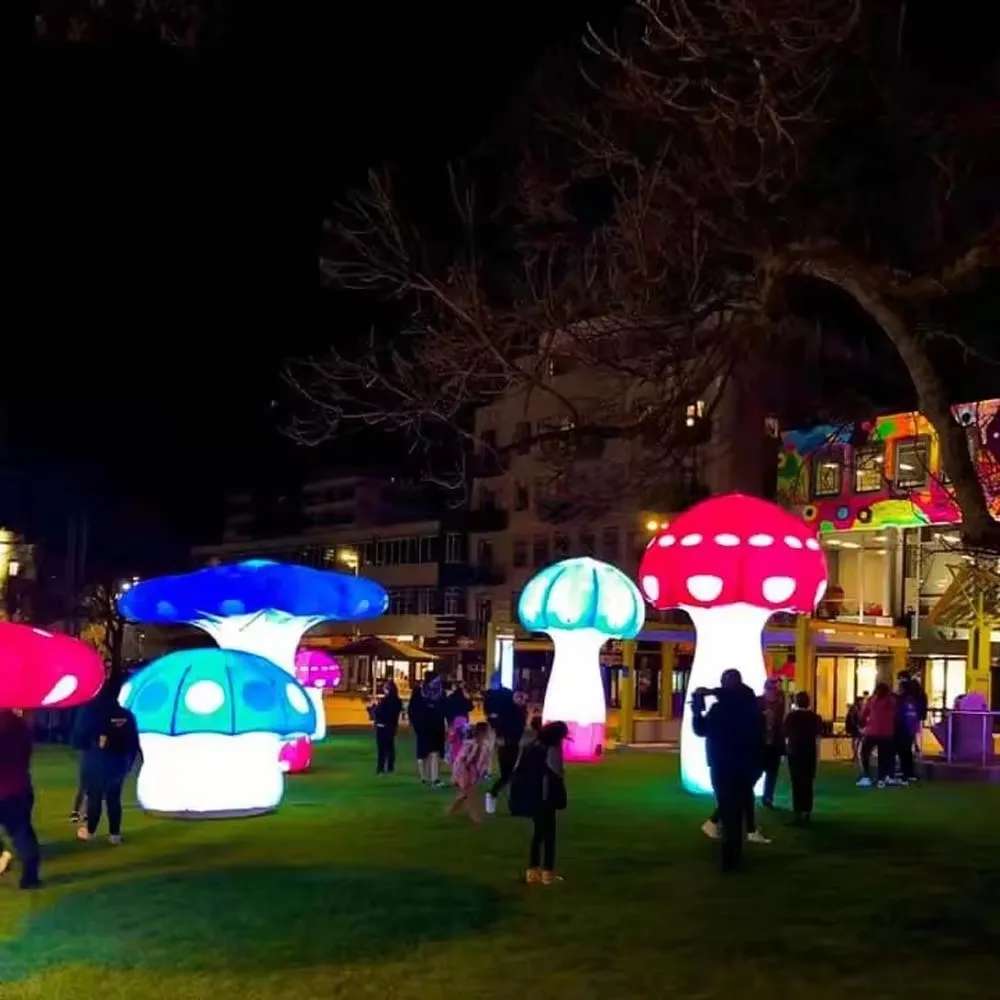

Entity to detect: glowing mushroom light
[293,647,343,741]
[638,493,828,795]
[0,622,106,709]
[518,557,645,762]
[119,648,317,818]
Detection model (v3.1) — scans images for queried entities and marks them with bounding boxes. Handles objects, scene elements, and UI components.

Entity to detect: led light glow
[519,557,645,763]
[279,735,313,773]
[0,622,105,710]
[639,493,828,795]
[119,648,316,818]
[294,648,342,742]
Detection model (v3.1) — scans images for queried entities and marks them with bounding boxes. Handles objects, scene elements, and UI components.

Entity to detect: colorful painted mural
[777,399,1000,532]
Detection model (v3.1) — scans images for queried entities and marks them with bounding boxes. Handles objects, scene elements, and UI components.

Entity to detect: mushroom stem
[191,612,326,677]
[681,604,771,796]
[543,627,609,763]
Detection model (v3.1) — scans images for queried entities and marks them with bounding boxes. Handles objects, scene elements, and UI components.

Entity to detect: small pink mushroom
[637,493,828,794]
[292,648,341,743]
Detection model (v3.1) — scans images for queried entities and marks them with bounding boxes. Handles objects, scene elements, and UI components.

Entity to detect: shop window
[853,443,885,494]
[894,435,931,490]
[811,448,843,498]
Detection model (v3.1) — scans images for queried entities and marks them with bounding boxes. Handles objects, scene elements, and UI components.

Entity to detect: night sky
[9,3,592,573]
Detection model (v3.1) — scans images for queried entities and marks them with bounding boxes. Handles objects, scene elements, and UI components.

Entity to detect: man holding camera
[691,668,763,872]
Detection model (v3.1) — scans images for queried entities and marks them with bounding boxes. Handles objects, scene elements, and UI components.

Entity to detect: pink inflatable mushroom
[293,648,342,741]
[638,493,828,795]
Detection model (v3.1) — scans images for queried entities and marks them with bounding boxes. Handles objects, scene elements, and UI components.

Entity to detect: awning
[331,636,439,662]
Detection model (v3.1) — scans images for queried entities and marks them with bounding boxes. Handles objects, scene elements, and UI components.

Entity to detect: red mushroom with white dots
[637,493,828,794]
[0,622,106,710]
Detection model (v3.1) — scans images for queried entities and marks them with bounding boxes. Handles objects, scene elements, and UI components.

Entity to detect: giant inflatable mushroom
[0,622,106,710]
[118,647,316,818]
[117,560,388,677]
[637,493,828,795]
[518,556,645,762]
[293,647,342,742]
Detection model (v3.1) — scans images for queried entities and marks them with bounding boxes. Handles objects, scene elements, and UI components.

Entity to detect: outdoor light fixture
[638,493,828,795]
[117,560,386,773]
[118,648,316,818]
[518,556,645,762]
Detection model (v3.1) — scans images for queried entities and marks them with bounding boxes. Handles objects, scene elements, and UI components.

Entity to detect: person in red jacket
[0,709,41,889]
[857,683,898,788]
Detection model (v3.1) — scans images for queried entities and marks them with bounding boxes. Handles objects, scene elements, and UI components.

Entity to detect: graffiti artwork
[777,399,1000,532]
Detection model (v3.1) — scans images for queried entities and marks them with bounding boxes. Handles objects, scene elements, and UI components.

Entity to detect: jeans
[895,733,914,780]
[760,744,783,804]
[529,808,557,871]
[788,754,817,815]
[489,743,519,797]
[713,777,753,871]
[0,791,40,888]
[375,727,396,773]
[85,766,127,836]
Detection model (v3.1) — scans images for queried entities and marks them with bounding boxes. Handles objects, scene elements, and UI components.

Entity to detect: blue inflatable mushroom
[118,648,317,818]
[117,559,389,677]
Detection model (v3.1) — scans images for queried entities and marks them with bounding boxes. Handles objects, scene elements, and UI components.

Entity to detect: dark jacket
[784,709,822,759]
[495,699,527,745]
[483,687,510,730]
[373,691,402,732]
[759,694,787,748]
[72,698,140,780]
[0,712,32,799]
[692,684,761,783]
[406,687,427,733]
[442,689,474,725]
[509,739,567,816]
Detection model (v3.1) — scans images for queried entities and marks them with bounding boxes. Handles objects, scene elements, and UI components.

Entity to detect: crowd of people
[0,677,140,890]
[368,672,569,884]
[692,669,928,871]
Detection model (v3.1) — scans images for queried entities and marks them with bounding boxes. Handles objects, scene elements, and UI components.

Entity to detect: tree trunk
[769,251,1000,552]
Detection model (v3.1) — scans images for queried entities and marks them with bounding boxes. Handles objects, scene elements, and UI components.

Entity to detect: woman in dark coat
[371,681,402,774]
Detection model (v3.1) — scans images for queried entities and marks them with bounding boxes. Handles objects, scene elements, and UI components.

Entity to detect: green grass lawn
[2,735,999,999]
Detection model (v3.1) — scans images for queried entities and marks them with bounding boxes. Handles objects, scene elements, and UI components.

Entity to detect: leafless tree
[34,0,202,46]
[289,0,1000,546]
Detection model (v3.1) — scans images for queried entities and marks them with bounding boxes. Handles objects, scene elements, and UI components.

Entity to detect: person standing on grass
[73,680,140,845]
[446,722,492,824]
[407,681,432,784]
[692,669,763,872]
[844,696,864,765]
[421,674,447,787]
[758,678,786,808]
[784,692,822,824]
[893,674,923,783]
[485,690,529,815]
[0,709,41,889]
[371,680,402,774]
[857,683,898,788]
[510,721,569,885]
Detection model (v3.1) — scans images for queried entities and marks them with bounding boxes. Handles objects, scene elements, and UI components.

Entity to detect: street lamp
[337,548,359,576]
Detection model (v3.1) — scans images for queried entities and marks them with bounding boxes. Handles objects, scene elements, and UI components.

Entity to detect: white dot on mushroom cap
[784,535,804,549]
[41,675,78,706]
[715,533,740,547]
[118,682,133,705]
[657,535,675,548]
[185,680,226,715]
[805,538,821,551]
[680,533,702,547]
[641,575,660,602]
[763,576,797,604]
[286,683,310,715]
[749,534,774,547]
[814,580,828,607]
[32,628,54,638]
[687,574,724,602]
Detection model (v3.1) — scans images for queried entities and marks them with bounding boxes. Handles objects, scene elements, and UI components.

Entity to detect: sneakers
[76,826,93,841]
[524,867,542,884]
[747,830,772,844]
[109,835,123,846]
[541,870,564,885]
[69,811,81,824]
[701,820,721,840]
[885,777,906,786]
[485,794,497,815]
[856,776,873,788]
[0,850,12,876]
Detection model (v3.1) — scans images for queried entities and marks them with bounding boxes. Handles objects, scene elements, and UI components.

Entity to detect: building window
[420,536,437,562]
[853,443,885,494]
[894,435,931,490]
[554,533,569,557]
[513,481,529,511]
[811,449,843,498]
[601,527,620,561]
[532,536,550,567]
[512,539,529,568]
[444,532,463,563]
[513,421,532,455]
[443,587,462,615]
[477,539,495,566]
[685,400,705,427]
[479,487,498,510]
[417,587,436,615]
[579,531,596,556]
